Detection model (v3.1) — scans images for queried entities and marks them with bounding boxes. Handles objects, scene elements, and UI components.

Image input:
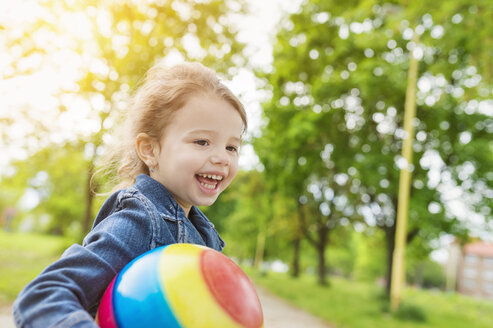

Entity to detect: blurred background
[1,0,492,327]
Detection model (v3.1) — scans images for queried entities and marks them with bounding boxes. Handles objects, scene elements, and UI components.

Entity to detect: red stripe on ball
[200,249,263,328]
[97,276,118,328]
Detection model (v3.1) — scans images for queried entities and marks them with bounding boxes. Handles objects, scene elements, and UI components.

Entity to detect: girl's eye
[226,145,238,153]
[194,139,209,146]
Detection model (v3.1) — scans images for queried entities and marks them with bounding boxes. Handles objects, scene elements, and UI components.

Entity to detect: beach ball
[96,243,263,328]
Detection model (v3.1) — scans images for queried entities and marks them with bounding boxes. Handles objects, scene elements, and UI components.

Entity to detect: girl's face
[151,93,243,215]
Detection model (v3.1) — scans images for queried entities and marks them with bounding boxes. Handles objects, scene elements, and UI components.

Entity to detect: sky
[220,0,304,170]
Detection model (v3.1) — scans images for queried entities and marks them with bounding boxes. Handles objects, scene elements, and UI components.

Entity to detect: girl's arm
[13,194,156,328]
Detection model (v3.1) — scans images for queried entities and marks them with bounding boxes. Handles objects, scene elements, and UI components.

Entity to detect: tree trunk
[297,202,330,285]
[384,223,396,297]
[254,229,266,270]
[317,222,329,286]
[317,243,327,285]
[82,162,95,237]
[415,263,423,288]
[291,231,301,278]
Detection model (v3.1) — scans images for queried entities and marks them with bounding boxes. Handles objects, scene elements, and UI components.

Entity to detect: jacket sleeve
[12,193,156,328]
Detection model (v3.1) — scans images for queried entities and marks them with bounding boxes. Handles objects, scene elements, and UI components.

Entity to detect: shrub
[394,302,428,322]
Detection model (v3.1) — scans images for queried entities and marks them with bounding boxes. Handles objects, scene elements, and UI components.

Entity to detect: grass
[0,230,70,306]
[246,268,493,328]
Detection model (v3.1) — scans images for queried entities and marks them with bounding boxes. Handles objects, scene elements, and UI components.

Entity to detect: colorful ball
[96,243,264,328]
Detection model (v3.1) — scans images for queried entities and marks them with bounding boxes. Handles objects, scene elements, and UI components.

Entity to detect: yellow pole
[390,34,420,311]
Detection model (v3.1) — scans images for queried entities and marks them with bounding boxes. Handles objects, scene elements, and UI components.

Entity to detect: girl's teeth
[200,182,216,189]
[198,174,223,181]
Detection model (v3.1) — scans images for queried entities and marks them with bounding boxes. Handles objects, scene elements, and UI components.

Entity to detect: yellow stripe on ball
[159,244,243,328]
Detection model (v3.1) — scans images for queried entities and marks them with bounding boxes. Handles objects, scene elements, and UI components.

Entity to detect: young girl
[13,62,247,328]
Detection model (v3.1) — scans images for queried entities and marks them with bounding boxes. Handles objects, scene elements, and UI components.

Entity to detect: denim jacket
[13,174,225,328]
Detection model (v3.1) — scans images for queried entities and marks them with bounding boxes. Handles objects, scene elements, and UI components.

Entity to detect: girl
[13,62,247,328]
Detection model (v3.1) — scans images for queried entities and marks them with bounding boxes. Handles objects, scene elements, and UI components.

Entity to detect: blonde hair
[101,62,247,192]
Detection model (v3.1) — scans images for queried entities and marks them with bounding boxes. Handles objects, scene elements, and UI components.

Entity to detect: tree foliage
[255,0,493,287]
[1,0,248,237]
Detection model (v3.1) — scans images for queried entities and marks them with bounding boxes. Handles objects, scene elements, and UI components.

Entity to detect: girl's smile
[196,172,224,192]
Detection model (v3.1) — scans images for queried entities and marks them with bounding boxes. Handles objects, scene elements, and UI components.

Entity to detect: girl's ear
[135,133,159,167]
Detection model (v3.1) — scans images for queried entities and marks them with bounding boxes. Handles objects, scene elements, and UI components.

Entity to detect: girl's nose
[210,149,230,166]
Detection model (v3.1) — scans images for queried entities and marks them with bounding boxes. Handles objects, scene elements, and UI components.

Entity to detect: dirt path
[0,305,15,328]
[0,287,333,328]
[256,286,333,328]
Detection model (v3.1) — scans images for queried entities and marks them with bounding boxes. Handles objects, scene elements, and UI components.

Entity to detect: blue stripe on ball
[113,246,182,328]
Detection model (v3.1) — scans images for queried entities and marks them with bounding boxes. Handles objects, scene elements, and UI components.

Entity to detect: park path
[256,285,334,328]
[0,304,15,328]
[0,286,333,328]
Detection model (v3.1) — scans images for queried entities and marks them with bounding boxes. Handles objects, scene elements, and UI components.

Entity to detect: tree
[1,0,249,237]
[1,142,87,235]
[255,0,493,291]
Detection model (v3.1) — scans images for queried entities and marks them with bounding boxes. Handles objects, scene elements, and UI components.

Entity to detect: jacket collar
[135,174,214,227]
[134,174,184,219]
[133,175,223,250]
